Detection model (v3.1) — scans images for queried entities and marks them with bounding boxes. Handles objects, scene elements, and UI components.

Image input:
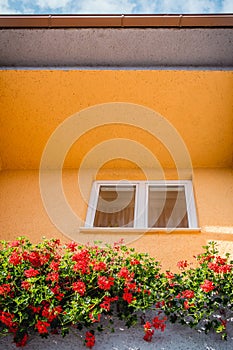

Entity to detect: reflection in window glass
[94,186,136,227]
[148,186,188,228]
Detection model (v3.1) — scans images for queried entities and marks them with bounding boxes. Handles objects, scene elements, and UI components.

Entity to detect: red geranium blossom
[85,331,95,349]
[46,272,59,282]
[72,281,86,296]
[15,333,29,347]
[89,313,101,323]
[93,261,107,271]
[21,281,31,290]
[24,268,39,278]
[35,320,50,334]
[177,260,188,269]
[9,240,20,248]
[100,296,118,311]
[66,241,78,252]
[97,276,114,290]
[182,290,195,299]
[130,258,140,265]
[143,322,154,342]
[152,316,167,332]
[0,283,11,295]
[9,252,22,266]
[200,279,215,293]
[49,261,60,271]
[184,300,195,309]
[165,271,174,279]
[123,287,135,304]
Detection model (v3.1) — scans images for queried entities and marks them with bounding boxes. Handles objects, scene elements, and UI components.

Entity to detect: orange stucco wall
[0,69,232,270]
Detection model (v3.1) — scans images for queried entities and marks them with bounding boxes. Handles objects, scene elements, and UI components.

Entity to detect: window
[85,181,198,229]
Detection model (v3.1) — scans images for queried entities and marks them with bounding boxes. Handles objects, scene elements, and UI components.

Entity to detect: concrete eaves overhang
[0,14,233,67]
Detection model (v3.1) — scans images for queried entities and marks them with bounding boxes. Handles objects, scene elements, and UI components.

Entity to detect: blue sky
[1,0,233,15]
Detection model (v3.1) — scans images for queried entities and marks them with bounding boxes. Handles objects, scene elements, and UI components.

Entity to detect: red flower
[143,289,151,296]
[100,296,118,311]
[155,300,165,308]
[93,261,107,271]
[143,329,154,342]
[24,268,39,278]
[143,322,154,342]
[89,313,101,323]
[0,311,15,328]
[55,292,64,301]
[126,282,137,291]
[35,320,50,334]
[40,254,50,265]
[15,333,28,347]
[97,276,114,290]
[182,290,195,299]
[9,240,20,248]
[219,265,232,273]
[21,281,31,290]
[50,285,60,294]
[165,271,174,279]
[66,241,77,252]
[200,279,215,293]
[208,262,232,274]
[9,252,22,266]
[130,259,140,266]
[29,305,41,313]
[49,261,60,271]
[46,272,59,282]
[85,331,95,349]
[73,261,90,274]
[184,300,194,309]
[216,256,227,265]
[123,289,134,304]
[177,260,188,269]
[27,252,41,267]
[73,281,86,296]
[152,316,167,332]
[0,283,11,295]
[118,267,130,279]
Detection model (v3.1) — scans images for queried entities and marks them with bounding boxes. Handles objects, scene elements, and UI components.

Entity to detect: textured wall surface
[0,69,232,269]
[0,168,233,270]
[0,70,232,169]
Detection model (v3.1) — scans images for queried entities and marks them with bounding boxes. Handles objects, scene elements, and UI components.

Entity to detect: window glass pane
[94,185,136,227]
[148,186,188,228]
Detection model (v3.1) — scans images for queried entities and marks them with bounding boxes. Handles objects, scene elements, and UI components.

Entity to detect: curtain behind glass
[148,186,188,228]
[94,186,135,227]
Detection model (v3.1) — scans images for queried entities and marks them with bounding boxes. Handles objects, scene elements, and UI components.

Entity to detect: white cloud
[72,0,137,14]
[148,0,220,14]
[0,0,232,15]
[221,0,233,13]
[35,0,70,10]
[0,0,20,14]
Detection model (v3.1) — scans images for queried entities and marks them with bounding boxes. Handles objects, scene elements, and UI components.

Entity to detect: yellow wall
[0,168,233,270]
[0,70,232,270]
[0,70,232,169]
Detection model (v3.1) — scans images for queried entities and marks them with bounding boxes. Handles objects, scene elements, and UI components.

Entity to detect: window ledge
[79,227,201,234]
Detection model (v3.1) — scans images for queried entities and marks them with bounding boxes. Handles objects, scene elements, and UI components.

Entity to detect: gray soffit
[0,15,233,68]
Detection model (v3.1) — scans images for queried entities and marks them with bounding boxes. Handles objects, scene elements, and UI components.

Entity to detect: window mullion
[135,182,147,228]
[185,181,198,228]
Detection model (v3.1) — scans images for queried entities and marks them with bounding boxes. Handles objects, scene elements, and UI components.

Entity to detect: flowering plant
[160,241,233,340]
[0,237,232,347]
[0,237,163,347]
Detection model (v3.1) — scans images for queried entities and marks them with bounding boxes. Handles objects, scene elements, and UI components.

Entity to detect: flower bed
[0,237,232,348]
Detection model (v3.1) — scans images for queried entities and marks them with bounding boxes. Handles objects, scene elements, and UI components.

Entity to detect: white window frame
[84,180,198,229]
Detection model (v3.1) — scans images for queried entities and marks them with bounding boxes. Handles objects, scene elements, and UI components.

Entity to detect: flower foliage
[0,238,233,347]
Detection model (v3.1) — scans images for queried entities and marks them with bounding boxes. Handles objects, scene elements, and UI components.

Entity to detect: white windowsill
[80,227,201,234]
